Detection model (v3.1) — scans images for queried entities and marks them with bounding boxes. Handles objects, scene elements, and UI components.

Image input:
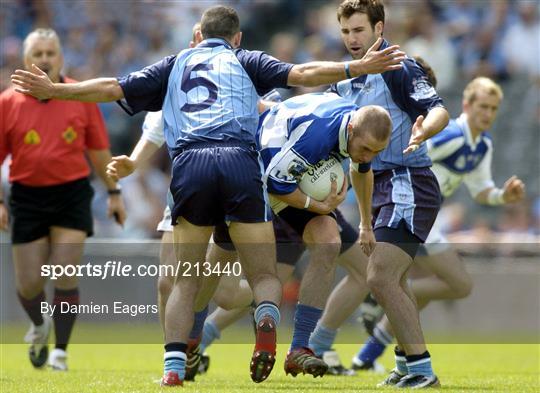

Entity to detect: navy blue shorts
[372,167,441,243]
[213,208,358,265]
[169,142,271,226]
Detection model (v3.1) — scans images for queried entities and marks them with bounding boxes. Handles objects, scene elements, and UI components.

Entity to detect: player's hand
[0,203,9,231]
[352,37,405,75]
[502,175,525,203]
[403,115,426,154]
[108,194,127,227]
[320,177,348,214]
[359,226,376,257]
[11,64,55,100]
[106,156,136,181]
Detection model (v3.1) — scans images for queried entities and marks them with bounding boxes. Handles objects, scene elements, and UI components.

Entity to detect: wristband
[107,188,122,195]
[486,188,504,205]
[344,62,352,79]
[303,195,311,209]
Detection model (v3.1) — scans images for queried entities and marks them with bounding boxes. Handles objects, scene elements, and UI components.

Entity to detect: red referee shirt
[0,77,110,186]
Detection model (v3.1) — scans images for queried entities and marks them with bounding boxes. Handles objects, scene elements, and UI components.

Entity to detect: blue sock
[356,335,386,364]
[355,323,392,364]
[290,303,322,351]
[309,323,337,356]
[254,301,280,325]
[189,306,208,339]
[200,320,220,352]
[406,351,434,376]
[164,342,187,379]
[395,347,408,375]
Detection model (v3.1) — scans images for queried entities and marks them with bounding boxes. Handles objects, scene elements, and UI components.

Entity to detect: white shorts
[157,206,173,232]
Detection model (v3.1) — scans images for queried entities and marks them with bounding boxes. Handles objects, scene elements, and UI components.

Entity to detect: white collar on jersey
[457,113,483,148]
[338,113,351,158]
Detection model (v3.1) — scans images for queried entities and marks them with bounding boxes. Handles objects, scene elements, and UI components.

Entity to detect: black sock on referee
[17,291,45,326]
[53,288,79,351]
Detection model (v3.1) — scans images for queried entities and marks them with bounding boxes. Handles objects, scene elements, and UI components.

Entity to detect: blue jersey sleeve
[234,49,293,97]
[116,55,176,115]
[383,58,444,123]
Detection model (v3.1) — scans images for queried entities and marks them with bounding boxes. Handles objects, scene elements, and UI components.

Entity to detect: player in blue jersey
[256,93,392,377]
[12,5,406,386]
[348,76,525,373]
[307,1,450,389]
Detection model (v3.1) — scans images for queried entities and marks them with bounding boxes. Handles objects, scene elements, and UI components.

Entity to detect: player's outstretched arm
[475,176,526,205]
[350,167,375,256]
[11,64,123,102]
[287,38,405,87]
[404,107,450,154]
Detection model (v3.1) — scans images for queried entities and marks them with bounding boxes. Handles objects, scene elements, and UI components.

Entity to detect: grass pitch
[1,340,538,393]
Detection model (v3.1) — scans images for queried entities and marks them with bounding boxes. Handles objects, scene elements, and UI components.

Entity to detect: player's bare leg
[162,218,213,386]
[367,249,473,340]
[157,231,175,331]
[284,216,341,378]
[308,242,374,375]
[411,250,473,302]
[228,221,281,383]
[367,243,424,355]
[13,237,50,368]
[317,243,370,331]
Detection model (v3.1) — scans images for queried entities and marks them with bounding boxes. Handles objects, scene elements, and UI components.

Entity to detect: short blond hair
[23,28,62,57]
[463,77,503,104]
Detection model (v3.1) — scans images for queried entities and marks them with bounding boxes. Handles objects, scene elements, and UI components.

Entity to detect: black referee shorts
[9,177,94,244]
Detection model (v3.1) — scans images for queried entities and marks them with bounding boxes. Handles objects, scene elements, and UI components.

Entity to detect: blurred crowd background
[1,0,539,241]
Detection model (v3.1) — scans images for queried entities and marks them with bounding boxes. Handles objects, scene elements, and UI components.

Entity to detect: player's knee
[451,275,473,299]
[366,263,394,297]
[306,231,341,262]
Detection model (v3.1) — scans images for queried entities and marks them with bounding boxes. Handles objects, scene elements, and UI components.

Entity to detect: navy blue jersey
[330,40,445,170]
[117,39,293,155]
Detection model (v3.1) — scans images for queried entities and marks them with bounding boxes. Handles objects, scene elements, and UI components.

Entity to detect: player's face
[464,90,501,132]
[339,12,381,60]
[24,38,63,82]
[348,131,388,164]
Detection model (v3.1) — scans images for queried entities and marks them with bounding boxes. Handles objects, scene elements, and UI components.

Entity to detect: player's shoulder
[430,119,465,147]
[234,47,265,62]
[380,46,424,79]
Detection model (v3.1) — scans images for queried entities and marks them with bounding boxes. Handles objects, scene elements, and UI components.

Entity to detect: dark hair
[201,6,240,40]
[337,0,385,29]
[413,56,438,88]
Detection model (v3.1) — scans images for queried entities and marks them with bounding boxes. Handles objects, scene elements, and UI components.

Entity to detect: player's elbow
[104,80,124,102]
[434,107,450,130]
[287,66,319,87]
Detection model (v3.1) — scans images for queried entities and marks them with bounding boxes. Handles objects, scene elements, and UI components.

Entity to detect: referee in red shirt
[0,28,126,371]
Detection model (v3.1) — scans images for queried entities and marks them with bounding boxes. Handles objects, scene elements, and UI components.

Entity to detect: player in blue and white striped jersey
[308,1,450,389]
[347,76,526,378]
[256,92,392,376]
